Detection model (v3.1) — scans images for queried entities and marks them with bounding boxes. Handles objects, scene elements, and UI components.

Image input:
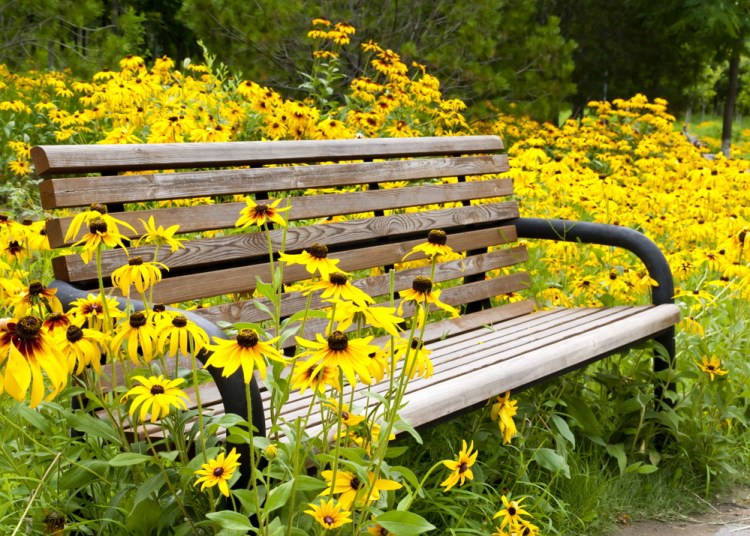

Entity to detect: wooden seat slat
[39,154,508,210]
[32,136,505,175]
[47,177,513,248]
[53,202,519,286]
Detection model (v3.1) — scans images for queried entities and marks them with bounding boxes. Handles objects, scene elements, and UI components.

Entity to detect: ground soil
[611,488,750,535]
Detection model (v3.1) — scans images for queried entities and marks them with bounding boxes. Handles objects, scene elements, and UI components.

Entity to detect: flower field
[1,20,749,535]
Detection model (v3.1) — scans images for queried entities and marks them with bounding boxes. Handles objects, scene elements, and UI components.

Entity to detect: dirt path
[611,488,750,535]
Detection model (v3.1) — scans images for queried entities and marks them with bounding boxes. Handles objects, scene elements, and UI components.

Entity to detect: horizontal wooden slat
[32,136,504,175]
[53,202,520,285]
[39,154,508,210]
[47,177,513,247]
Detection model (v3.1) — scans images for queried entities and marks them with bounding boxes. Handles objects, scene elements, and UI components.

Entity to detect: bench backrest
[32,136,533,337]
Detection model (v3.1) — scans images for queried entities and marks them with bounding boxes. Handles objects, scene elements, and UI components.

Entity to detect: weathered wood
[32,136,505,175]
[52,203,520,285]
[46,177,513,247]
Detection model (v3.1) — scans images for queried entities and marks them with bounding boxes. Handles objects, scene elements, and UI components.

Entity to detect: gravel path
[611,489,750,536]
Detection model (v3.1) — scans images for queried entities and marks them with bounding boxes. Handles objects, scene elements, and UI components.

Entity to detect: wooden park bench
[31,135,680,451]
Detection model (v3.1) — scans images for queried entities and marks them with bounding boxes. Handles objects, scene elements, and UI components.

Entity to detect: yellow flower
[235,197,290,228]
[279,243,342,279]
[69,293,125,331]
[0,316,68,407]
[325,399,366,427]
[493,495,532,531]
[295,331,380,387]
[290,361,341,394]
[398,276,459,318]
[204,329,286,382]
[491,392,518,445]
[305,499,352,530]
[440,440,478,491]
[122,375,189,423]
[156,314,209,357]
[319,469,402,509]
[394,337,433,379]
[111,312,158,365]
[111,256,166,297]
[136,216,185,252]
[332,302,403,338]
[304,272,374,307]
[403,229,454,260]
[194,447,242,497]
[696,355,728,381]
[7,281,63,318]
[65,204,136,243]
[72,217,130,264]
[56,324,106,375]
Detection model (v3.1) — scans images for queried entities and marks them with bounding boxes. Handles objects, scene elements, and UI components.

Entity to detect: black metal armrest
[511,217,675,307]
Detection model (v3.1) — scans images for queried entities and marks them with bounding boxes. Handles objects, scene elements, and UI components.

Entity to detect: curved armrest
[511,217,675,306]
[50,279,266,483]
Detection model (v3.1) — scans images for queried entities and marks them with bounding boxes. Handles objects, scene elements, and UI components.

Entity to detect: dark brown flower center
[28,281,45,295]
[16,316,42,340]
[22,218,33,226]
[459,461,468,474]
[323,516,335,525]
[129,312,148,328]
[128,256,144,266]
[309,243,329,259]
[410,338,424,350]
[213,467,225,477]
[327,331,349,351]
[254,204,269,214]
[88,218,108,234]
[427,229,447,245]
[66,325,84,343]
[707,364,716,371]
[153,303,166,312]
[412,276,433,294]
[237,329,259,348]
[329,272,348,286]
[150,384,165,395]
[89,203,108,214]
[171,315,188,328]
[508,505,517,516]
[350,476,362,490]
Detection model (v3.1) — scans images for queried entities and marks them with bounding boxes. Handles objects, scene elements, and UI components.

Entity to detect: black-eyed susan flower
[204,328,286,383]
[398,276,459,318]
[72,217,131,264]
[122,375,189,423]
[69,293,125,331]
[111,256,166,297]
[367,521,396,535]
[493,495,532,531]
[304,272,374,307]
[325,398,366,427]
[235,197,289,228]
[42,312,74,337]
[8,280,63,318]
[279,243,342,279]
[332,302,403,338]
[403,229,454,260]
[156,314,209,357]
[319,469,402,509]
[491,391,518,445]
[193,447,242,497]
[148,303,175,327]
[0,316,68,407]
[65,203,136,243]
[295,331,379,387]
[56,324,106,375]
[440,439,478,491]
[340,422,395,455]
[304,499,352,530]
[136,216,185,252]
[696,355,728,381]
[289,361,340,394]
[111,312,158,365]
[394,337,433,379]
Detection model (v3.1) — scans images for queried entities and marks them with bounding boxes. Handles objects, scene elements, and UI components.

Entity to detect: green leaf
[295,475,327,492]
[375,511,436,535]
[533,448,570,479]
[265,479,295,513]
[605,443,627,475]
[67,413,121,443]
[551,414,575,447]
[109,453,153,467]
[205,511,253,531]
